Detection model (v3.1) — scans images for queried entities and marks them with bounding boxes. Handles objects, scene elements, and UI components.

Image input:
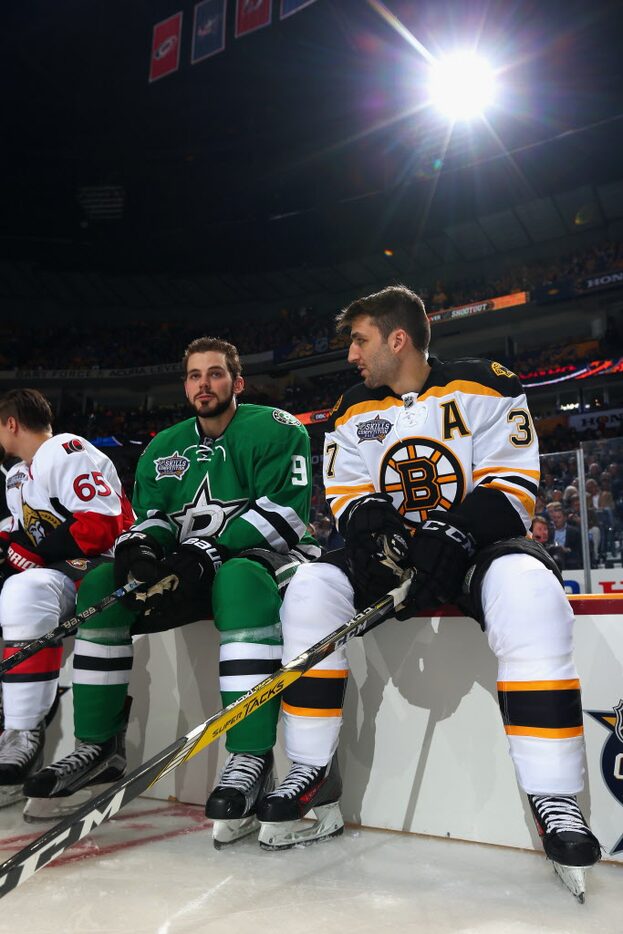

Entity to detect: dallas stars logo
[169,475,247,541]
[586,699,623,854]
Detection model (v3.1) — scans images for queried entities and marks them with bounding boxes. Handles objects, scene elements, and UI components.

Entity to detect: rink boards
[46,593,623,863]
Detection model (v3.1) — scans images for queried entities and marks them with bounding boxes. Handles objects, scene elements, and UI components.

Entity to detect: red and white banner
[235,0,272,37]
[149,12,183,83]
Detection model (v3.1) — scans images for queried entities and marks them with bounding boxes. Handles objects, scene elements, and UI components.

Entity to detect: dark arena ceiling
[3,0,623,277]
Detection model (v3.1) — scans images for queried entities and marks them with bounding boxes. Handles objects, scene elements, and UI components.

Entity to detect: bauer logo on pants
[586,699,623,854]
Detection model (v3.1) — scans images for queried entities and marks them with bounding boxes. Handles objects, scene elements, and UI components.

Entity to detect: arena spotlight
[428,52,495,120]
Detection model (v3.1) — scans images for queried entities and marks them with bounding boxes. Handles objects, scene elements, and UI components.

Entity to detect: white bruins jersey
[4,434,133,560]
[323,357,539,545]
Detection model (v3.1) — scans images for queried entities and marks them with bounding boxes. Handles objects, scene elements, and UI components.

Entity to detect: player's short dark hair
[0,389,53,432]
[336,284,430,353]
[182,337,242,379]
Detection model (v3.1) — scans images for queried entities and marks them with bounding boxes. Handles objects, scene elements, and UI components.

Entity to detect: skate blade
[212,815,260,849]
[23,783,112,823]
[551,861,588,903]
[0,785,25,809]
[258,802,344,851]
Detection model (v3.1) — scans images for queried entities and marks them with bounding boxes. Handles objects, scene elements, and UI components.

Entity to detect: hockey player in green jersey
[25,337,319,847]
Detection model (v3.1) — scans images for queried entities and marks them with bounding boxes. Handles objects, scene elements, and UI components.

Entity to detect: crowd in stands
[1,239,622,372]
[530,442,623,569]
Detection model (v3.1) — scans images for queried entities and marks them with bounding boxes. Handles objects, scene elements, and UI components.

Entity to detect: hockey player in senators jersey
[0,389,133,806]
[25,337,319,846]
[256,286,601,900]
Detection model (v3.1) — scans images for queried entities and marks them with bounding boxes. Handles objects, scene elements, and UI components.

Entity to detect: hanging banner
[427,290,529,324]
[280,0,318,19]
[235,0,272,37]
[149,12,183,83]
[578,268,623,294]
[192,0,227,63]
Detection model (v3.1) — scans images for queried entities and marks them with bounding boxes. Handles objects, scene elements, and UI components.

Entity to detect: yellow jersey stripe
[504,725,584,739]
[498,679,580,692]
[480,479,534,516]
[325,483,375,497]
[473,466,540,481]
[282,701,343,718]
[419,380,504,402]
[300,669,348,679]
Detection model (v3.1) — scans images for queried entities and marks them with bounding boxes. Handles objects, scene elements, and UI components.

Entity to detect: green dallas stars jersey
[130,403,318,558]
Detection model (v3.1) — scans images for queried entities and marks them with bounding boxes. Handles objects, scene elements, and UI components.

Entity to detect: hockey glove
[396,513,476,620]
[139,537,227,617]
[113,530,163,589]
[4,530,45,574]
[343,494,411,608]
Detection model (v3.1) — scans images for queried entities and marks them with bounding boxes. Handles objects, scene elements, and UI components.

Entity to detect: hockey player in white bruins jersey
[256,285,601,901]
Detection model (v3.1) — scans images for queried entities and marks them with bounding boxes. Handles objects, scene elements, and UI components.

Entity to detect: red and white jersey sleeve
[324,357,539,547]
[6,434,134,561]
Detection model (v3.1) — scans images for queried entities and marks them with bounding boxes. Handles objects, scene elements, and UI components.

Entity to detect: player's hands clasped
[139,537,226,616]
[344,494,411,606]
[113,530,163,588]
[396,513,476,619]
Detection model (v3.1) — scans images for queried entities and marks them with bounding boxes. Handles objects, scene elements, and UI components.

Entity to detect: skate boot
[22,731,127,822]
[257,754,343,850]
[0,723,45,807]
[528,794,601,902]
[205,751,275,848]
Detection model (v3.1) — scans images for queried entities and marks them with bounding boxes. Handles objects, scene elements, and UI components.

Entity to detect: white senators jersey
[3,434,134,562]
[323,357,539,546]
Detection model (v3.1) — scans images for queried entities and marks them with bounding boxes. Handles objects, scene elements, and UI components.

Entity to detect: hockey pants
[72,559,282,753]
[280,554,586,795]
[0,568,76,730]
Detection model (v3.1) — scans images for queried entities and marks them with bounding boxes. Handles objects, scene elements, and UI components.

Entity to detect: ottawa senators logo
[586,700,623,854]
[62,439,84,454]
[379,437,465,526]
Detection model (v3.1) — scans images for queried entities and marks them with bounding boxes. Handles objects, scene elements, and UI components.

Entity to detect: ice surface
[0,798,620,934]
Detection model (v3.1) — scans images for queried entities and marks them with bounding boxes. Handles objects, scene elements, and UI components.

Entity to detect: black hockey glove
[140,537,227,617]
[344,494,411,608]
[113,531,163,590]
[396,513,476,620]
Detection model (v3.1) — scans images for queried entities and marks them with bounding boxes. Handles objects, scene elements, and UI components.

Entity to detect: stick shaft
[0,577,168,675]
[0,577,409,896]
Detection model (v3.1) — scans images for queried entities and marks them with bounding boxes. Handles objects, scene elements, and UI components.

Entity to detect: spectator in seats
[547,503,583,570]
[565,495,599,566]
[534,493,548,519]
[313,515,344,552]
[585,478,601,510]
[607,462,623,501]
[531,516,566,571]
[597,474,616,512]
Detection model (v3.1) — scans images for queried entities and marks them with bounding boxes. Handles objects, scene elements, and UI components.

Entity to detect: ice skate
[0,724,45,808]
[257,755,343,850]
[528,794,601,902]
[205,751,274,848]
[22,731,126,822]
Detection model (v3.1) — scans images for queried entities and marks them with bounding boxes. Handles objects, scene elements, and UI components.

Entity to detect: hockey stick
[0,574,411,897]
[0,576,177,676]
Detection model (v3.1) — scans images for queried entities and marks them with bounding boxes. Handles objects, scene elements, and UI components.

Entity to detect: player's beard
[191,389,235,420]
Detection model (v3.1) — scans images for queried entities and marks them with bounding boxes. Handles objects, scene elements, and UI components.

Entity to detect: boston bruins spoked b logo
[379,437,465,526]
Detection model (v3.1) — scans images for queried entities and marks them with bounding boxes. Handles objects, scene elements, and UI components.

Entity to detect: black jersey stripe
[219,659,282,677]
[479,475,539,495]
[283,673,348,711]
[252,502,299,549]
[498,688,583,730]
[73,655,134,672]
